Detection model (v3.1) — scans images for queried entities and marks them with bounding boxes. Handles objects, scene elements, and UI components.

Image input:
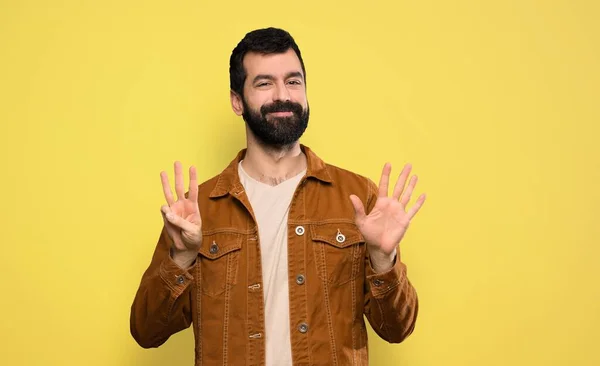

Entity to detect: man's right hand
[160,161,202,269]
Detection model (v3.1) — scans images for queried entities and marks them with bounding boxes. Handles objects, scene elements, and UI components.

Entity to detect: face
[231,48,309,148]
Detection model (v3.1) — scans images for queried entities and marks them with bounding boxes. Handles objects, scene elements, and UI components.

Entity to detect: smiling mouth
[267,111,294,117]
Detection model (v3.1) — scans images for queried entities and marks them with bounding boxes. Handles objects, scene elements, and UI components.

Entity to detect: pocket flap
[310,222,364,248]
[198,231,243,260]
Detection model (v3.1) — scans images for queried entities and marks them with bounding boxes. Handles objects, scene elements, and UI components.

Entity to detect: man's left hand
[350,163,426,272]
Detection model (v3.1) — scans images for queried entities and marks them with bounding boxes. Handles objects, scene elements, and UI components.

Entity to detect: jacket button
[176,275,185,285]
[295,226,305,236]
[373,279,384,287]
[296,274,305,285]
[336,232,346,243]
[298,322,309,333]
[209,242,219,254]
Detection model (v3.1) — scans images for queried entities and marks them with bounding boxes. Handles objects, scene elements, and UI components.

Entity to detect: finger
[165,208,199,233]
[400,175,418,207]
[377,163,392,198]
[161,206,184,250]
[174,161,185,201]
[407,193,426,219]
[160,204,172,217]
[160,171,175,206]
[162,220,185,251]
[392,163,412,200]
[161,212,178,241]
[188,165,198,203]
[349,194,367,223]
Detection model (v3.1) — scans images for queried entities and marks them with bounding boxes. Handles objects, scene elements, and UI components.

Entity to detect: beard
[242,98,309,149]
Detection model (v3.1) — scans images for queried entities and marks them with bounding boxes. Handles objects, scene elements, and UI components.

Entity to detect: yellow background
[1,1,599,365]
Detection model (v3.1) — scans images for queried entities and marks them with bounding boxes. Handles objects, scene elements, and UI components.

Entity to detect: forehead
[243,48,303,79]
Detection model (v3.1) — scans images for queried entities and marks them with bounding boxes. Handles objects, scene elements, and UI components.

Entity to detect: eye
[287,80,302,85]
[257,82,270,87]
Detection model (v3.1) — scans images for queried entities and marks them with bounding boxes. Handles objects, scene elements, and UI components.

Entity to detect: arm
[130,227,195,348]
[130,161,202,348]
[363,246,419,343]
[349,164,425,343]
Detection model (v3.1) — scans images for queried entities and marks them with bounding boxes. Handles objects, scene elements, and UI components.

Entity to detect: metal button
[336,232,346,243]
[296,274,305,285]
[295,226,305,236]
[373,279,384,287]
[298,322,309,333]
[176,275,185,285]
[209,241,219,254]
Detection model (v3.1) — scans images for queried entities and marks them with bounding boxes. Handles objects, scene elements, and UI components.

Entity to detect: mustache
[260,101,304,116]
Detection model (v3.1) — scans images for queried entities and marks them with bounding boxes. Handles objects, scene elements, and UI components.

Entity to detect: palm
[168,199,202,245]
[358,198,411,254]
[350,163,426,256]
[160,161,202,251]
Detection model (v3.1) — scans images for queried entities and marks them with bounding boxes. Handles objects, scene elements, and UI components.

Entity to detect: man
[130,27,426,365]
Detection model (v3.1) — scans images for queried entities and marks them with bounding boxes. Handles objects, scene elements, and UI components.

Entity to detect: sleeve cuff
[366,254,407,298]
[159,254,196,296]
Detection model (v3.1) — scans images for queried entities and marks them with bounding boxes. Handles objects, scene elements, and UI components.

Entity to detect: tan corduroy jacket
[130,144,418,365]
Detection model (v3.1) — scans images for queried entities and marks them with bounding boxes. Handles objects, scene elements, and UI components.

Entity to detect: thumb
[161,205,197,233]
[165,211,197,233]
[349,194,366,222]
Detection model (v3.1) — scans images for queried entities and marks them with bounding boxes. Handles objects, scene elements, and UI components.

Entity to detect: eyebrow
[252,71,304,84]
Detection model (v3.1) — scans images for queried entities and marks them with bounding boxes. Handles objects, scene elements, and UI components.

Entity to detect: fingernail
[166,213,174,220]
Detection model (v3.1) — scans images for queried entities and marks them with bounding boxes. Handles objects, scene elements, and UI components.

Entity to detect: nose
[274,82,291,102]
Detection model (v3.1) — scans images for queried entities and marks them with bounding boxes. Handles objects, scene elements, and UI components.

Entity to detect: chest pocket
[198,231,243,297]
[310,222,365,286]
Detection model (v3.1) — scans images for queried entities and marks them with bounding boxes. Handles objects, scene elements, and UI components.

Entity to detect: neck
[241,133,307,186]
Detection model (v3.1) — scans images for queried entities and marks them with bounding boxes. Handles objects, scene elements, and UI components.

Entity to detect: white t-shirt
[238,161,306,366]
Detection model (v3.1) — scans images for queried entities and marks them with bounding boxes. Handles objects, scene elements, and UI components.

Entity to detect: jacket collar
[209,144,332,198]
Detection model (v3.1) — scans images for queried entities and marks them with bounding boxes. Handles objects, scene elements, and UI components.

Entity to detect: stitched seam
[257,238,266,365]
[203,227,256,235]
[289,223,296,365]
[222,253,232,364]
[377,282,401,296]
[288,218,356,225]
[199,247,241,259]
[158,262,178,294]
[304,186,312,366]
[196,260,202,363]
[158,262,180,325]
[312,236,362,247]
[246,222,252,365]
[288,219,299,365]
[320,243,339,366]
[351,243,357,366]
[302,183,311,366]
[374,295,391,339]
[372,276,403,297]
[305,258,311,366]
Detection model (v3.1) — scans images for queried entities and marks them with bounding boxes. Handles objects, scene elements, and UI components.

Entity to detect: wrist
[170,248,197,269]
[369,247,397,273]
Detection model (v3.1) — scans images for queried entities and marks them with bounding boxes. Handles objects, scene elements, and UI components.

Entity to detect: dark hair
[229,27,306,97]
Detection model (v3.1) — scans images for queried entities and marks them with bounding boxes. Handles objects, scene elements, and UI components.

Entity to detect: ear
[230,90,244,116]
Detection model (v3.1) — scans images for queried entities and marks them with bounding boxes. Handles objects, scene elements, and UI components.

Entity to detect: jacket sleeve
[130,226,196,348]
[362,178,419,343]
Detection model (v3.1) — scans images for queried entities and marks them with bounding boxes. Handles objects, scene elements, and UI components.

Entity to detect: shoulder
[197,174,221,194]
[323,162,378,202]
[326,162,376,186]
